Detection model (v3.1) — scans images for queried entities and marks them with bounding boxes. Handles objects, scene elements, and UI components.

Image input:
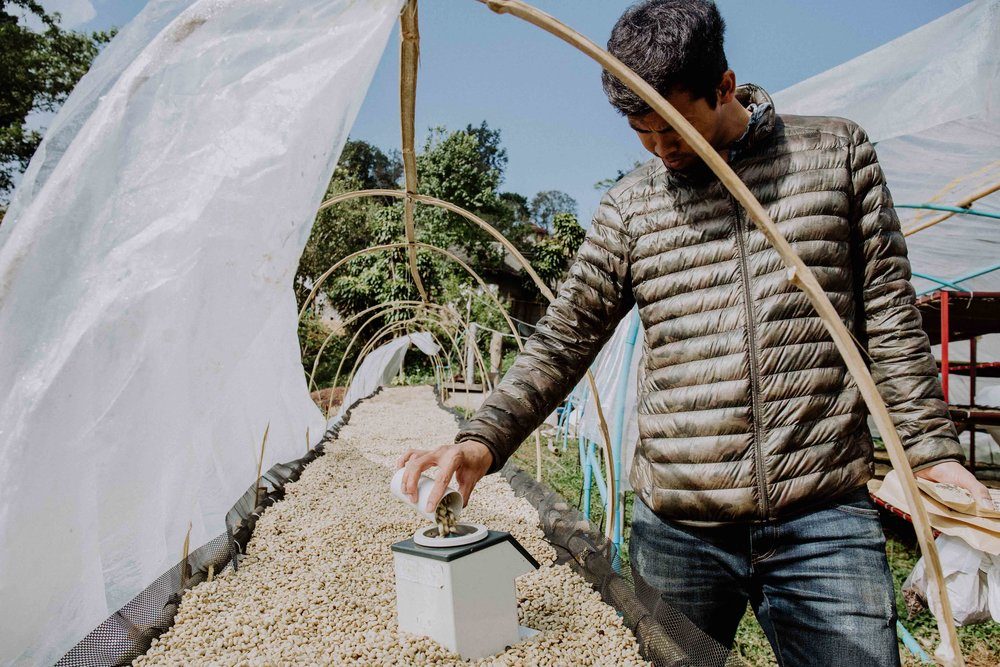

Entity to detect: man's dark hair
[602,0,728,116]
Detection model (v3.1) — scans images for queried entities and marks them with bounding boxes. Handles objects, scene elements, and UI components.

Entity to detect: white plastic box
[391,531,538,659]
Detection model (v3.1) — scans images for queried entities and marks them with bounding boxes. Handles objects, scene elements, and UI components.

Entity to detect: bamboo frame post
[254,422,270,508]
[477,0,962,660]
[399,0,428,301]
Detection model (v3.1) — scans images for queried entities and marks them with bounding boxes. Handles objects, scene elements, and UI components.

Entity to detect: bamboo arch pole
[300,240,553,484]
[411,327,456,400]
[386,316,473,408]
[310,190,620,534]
[343,318,451,415]
[328,301,459,390]
[300,294,463,423]
[477,0,963,659]
[346,318,426,389]
[311,300,463,415]
[345,316,491,401]
[398,0,428,301]
[904,180,1000,237]
[316,189,551,295]
[344,318,493,425]
[306,299,449,392]
[304,298,483,427]
[337,309,485,407]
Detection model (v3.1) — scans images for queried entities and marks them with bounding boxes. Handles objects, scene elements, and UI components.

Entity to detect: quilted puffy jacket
[457,85,963,524]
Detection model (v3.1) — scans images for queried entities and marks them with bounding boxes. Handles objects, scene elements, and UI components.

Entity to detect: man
[398,1,992,664]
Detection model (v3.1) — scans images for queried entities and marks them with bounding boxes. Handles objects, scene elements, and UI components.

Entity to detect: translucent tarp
[774,0,1000,404]
[547,307,643,492]
[0,0,403,663]
[336,332,440,420]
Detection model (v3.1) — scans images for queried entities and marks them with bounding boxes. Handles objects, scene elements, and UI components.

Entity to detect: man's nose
[653,135,678,158]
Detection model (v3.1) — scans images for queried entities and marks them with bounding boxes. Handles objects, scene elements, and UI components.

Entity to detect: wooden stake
[255,422,270,508]
[180,521,192,589]
[399,0,428,302]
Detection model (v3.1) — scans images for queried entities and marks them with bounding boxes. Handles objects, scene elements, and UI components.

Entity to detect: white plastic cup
[390,468,464,522]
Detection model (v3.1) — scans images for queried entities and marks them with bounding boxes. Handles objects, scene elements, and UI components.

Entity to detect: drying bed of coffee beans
[136,386,646,665]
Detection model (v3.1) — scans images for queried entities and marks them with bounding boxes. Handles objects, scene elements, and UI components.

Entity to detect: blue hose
[896,620,933,664]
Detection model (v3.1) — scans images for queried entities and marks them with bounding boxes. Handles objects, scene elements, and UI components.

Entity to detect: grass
[507,431,999,667]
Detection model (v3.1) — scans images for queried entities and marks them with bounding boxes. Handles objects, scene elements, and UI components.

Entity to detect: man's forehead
[628,111,674,132]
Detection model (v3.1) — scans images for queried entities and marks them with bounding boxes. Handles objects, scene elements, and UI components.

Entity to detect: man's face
[628,87,724,173]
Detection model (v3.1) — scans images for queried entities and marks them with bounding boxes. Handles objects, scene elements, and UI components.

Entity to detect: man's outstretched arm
[849,124,992,509]
[398,191,635,511]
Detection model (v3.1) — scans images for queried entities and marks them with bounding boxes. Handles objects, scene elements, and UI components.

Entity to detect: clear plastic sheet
[0,1,403,663]
[774,0,1000,404]
[546,306,643,491]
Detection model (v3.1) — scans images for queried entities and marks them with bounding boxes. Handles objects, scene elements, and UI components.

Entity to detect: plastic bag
[905,535,996,625]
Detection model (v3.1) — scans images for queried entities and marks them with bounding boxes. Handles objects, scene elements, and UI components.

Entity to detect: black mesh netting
[56,533,234,667]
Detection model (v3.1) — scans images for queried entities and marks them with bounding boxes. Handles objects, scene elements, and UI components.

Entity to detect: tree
[335,138,401,191]
[415,122,524,270]
[0,1,114,199]
[530,211,586,289]
[498,191,530,226]
[529,190,577,232]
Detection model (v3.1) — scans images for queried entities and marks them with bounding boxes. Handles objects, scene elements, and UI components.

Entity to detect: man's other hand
[915,460,996,511]
[396,441,494,513]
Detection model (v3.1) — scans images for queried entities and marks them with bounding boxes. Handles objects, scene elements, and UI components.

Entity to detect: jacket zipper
[730,195,770,519]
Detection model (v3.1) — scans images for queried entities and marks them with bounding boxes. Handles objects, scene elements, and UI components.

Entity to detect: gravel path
[136,386,645,665]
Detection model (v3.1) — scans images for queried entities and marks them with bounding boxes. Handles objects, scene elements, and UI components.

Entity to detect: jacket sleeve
[456,191,635,473]
[849,124,964,471]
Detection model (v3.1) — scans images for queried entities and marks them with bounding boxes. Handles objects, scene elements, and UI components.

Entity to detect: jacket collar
[731,83,776,154]
[660,83,776,185]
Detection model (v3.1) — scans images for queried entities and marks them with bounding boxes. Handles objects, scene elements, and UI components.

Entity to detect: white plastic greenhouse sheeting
[0,0,403,664]
[546,307,643,492]
[335,333,440,420]
[774,0,1000,405]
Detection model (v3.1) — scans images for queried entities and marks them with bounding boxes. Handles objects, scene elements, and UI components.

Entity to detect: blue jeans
[630,488,899,666]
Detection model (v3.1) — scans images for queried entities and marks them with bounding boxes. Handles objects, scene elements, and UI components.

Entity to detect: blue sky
[46,0,970,222]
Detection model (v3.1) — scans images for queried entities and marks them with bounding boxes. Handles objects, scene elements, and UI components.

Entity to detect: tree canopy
[529,190,577,232]
[297,124,586,387]
[0,1,113,200]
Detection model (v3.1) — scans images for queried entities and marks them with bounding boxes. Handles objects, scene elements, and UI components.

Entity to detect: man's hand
[915,461,996,511]
[396,440,494,513]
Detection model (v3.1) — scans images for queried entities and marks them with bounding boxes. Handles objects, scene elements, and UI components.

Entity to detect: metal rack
[917,291,1000,471]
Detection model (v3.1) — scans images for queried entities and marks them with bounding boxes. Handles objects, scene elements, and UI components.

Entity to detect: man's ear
[716,70,737,105]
